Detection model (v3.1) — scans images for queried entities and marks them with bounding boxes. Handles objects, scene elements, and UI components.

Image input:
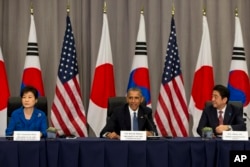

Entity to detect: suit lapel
[211,107,219,126]
[137,107,145,130]
[123,105,146,131]
[223,104,232,124]
[123,106,131,130]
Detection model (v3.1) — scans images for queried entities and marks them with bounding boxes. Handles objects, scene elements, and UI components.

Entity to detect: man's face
[211,90,227,110]
[126,90,143,111]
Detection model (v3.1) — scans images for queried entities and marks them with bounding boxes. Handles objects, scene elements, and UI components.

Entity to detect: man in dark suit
[100,87,157,139]
[197,84,246,137]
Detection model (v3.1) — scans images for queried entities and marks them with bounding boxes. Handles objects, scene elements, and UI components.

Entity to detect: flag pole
[141,6,144,14]
[172,2,175,16]
[67,0,70,15]
[30,1,34,15]
[235,8,238,17]
[203,8,206,16]
[103,1,107,13]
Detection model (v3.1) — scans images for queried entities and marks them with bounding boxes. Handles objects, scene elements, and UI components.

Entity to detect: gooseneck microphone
[243,113,250,121]
[243,113,250,140]
[143,114,158,136]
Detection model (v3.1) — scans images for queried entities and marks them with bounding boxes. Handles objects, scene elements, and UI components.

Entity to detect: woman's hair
[20,86,38,99]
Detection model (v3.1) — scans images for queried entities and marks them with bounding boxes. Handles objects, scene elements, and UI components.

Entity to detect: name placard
[120,131,146,141]
[222,131,248,141]
[13,131,40,141]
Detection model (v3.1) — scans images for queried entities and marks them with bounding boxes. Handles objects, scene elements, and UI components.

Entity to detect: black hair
[213,84,230,102]
[20,86,38,99]
[127,87,143,97]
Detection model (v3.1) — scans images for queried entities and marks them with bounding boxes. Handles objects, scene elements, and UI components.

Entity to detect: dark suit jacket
[100,103,157,137]
[197,103,246,136]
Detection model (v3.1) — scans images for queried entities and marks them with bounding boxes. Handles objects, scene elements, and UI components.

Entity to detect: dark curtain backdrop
[1,0,250,136]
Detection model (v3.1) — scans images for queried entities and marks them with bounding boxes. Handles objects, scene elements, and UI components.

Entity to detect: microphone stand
[143,114,157,136]
[243,113,250,140]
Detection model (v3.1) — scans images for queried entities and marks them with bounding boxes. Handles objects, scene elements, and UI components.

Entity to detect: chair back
[107,96,146,120]
[205,101,243,110]
[107,97,126,119]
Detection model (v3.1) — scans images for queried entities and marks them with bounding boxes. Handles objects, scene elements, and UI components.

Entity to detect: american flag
[51,15,88,137]
[154,16,189,137]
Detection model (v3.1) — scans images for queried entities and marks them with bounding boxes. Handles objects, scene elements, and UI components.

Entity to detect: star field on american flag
[163,24,181,84]
[58,20,78,83]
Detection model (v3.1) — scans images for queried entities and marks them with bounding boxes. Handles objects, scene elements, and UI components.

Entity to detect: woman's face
[22,91,37,109]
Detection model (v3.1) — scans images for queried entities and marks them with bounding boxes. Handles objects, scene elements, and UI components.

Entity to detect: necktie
[133,112,138,131]
[218,111,223,125]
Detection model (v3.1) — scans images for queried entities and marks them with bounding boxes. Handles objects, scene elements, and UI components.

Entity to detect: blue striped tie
[133,112,138,131]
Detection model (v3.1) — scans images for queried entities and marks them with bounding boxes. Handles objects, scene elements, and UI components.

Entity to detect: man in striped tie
[100,87,157,139]
[197,85,246,137]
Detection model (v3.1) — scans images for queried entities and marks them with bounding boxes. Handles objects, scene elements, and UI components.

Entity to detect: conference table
[0,137,249,167]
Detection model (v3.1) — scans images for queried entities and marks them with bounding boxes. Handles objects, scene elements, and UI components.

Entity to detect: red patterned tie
[218,111,223,125]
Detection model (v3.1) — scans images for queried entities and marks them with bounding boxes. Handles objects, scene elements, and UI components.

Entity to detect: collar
[128,106,139,116]
[217,104,227,113]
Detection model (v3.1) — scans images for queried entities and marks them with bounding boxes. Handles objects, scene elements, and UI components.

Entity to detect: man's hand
[215,125,230,134]
[146,131,154,137]
[106,132,120,139]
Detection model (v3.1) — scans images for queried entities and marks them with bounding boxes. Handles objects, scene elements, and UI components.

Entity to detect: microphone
[243,113,250,121]
[143,114,157,136]
[243,113,250,140]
